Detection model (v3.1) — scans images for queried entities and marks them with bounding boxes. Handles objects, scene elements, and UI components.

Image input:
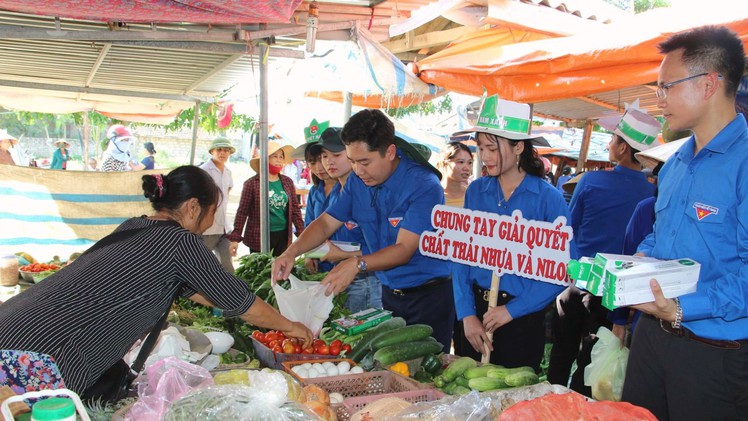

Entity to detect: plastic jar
[30,398,76,421]
[0,255,18,287]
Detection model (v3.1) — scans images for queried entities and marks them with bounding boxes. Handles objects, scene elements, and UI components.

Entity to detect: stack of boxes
[567,253,701,310]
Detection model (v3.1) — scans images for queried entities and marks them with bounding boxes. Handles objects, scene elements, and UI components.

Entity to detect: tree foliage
[155,102,256,135]
[604,0,670,13]
[385,94,453,119]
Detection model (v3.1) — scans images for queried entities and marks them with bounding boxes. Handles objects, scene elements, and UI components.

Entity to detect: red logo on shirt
[345,221,358,230]
[388,217,403,228]
[693,202,718,221]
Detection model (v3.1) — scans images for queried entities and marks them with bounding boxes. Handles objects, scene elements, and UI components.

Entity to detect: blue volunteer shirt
[638,114,748,341]
[452,175,576,320]
[326,150,450,288]
[569,166,655,257]
[305,182,337,272]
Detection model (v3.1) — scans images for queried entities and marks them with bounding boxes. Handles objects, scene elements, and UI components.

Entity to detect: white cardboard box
[602,258,700,310]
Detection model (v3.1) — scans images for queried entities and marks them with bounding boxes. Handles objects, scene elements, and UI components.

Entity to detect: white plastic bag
[584,326,629,401]
[272,274,334,337]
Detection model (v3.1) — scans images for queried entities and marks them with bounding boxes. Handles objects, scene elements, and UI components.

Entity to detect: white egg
[350,366,364,374]
[291,366,303,374]
[306,369,318,378]
[326,365,339,376]
[296,367,309,378]
[322,361,335,369]
[301,363,312,370]
[337,361,350,374]
[312,363,324,372]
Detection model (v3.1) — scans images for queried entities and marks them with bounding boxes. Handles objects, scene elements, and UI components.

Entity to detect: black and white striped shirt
[0,217,255,393]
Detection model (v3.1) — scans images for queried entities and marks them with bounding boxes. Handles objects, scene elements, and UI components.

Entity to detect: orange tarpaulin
[415,6,748,103]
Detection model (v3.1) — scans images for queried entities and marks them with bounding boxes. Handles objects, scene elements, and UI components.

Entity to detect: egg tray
[281,358,358,383]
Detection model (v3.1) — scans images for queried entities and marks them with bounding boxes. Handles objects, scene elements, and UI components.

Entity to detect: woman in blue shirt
[453,104,572,370]
[301,139,335,274]
[140,142,157,170]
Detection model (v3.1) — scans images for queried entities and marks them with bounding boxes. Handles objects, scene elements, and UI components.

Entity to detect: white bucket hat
[598,99,661,152]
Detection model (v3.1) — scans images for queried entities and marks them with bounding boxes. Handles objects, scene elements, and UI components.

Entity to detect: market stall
[0,248,659,420]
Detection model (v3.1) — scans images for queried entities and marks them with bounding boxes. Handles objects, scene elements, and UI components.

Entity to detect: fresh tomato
[251,331,265,343]
[271,344,282,353]
[302,346,314,354]
[265,331,280,343]
[268,339,281,350]
[277,331,287,341]
[316,344,330,355]
[282,340,296,354]
[329,343,341,356]
[341,344,352,354]
[313,339,326,348]
[330,339,342,348]
[294,344,302,354]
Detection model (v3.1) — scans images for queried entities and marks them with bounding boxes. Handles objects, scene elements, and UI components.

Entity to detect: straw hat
[562,172,585,194]
[250,141,295,173]
[454,94,550,147]
[635,137,688,170]
[0,129,18,145]
[55,139,70,147]
[598,99,661,152]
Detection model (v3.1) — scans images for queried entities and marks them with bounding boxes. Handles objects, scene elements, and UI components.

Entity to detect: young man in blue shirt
[272,109,454,351]
[547,100,660,396]
[621,25,748,420]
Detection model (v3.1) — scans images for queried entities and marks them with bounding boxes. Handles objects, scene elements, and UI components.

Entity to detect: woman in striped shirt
[0,165,312,395]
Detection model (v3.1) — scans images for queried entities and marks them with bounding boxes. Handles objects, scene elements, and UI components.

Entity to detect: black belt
[389,276,451,296]
[353,271,374,280]
[657,317,746,350]
[474,285,515,306]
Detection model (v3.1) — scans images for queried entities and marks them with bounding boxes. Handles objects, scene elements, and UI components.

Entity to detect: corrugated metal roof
[533,85,660,122]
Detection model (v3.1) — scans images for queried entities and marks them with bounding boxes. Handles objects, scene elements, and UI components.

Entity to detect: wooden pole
[482,271,500,363]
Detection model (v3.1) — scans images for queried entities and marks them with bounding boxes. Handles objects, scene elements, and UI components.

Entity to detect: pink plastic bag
[126,356,214,421]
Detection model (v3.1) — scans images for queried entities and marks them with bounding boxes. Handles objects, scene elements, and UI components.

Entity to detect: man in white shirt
[200,137,236,272]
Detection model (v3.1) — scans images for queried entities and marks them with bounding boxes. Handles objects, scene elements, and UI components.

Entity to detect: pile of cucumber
[434,357,540,395]
[348,317,443,371]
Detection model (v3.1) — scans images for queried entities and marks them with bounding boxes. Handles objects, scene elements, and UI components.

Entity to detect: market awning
[303,24,442,108]
[415,5,748,105]
[0,0,303,24]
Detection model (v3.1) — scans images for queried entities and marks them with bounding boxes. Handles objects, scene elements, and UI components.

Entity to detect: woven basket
[340,388,445,421]
[304,370,421,397]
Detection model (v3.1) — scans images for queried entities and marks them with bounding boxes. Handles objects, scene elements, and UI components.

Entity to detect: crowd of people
[0,24,745,419]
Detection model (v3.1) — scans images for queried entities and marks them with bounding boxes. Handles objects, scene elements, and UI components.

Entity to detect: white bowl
[204,331,235,354]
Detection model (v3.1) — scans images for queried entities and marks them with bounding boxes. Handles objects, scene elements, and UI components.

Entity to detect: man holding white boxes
[622,26,748,420]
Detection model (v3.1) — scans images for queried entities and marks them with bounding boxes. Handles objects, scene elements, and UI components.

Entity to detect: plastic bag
[394,391,496,421]
[163,385,323,421]
[273,274,334,337]
[126,356,214,421]
[584,326,629,401]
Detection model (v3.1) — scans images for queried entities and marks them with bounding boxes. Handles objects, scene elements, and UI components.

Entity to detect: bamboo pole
[482,271,501,363]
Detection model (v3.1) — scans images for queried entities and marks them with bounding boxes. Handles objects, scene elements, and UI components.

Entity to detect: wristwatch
[356,256,368,272]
